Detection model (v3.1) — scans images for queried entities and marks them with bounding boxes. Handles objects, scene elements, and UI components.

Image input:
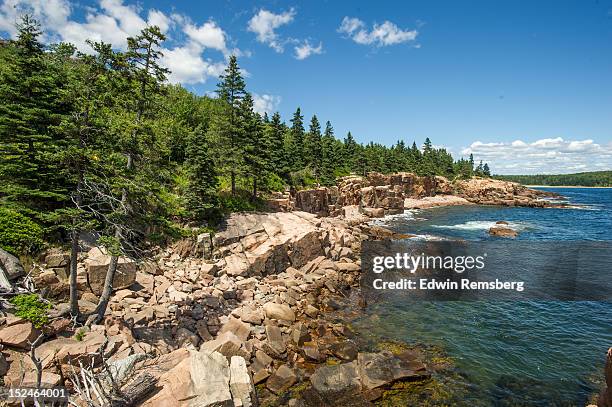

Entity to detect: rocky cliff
[290,172,560,217]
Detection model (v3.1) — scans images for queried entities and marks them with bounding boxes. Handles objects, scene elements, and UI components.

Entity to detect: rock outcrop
[292,173,560,219]
[599,348,612,407]
[489,222,519,238]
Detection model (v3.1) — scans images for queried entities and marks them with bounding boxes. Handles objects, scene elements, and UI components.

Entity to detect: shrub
[9,294,51,328]
[0,207,44,255]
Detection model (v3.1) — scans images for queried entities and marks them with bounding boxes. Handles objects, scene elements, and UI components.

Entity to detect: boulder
[0,248,25,280]
[229,356,257,407]
[488,225,518,238]
[0,321,40,349]
[141,349,233,407]
[85,247,137,295]
[310,361,361,400]
[266,364,297,394]
[218,317,251,342]
[263,302,295,322]
[264,324,286,357]
[357,352,424,391]
[295,188,330,216]
[200,331,250,360]
[600,348,612,407]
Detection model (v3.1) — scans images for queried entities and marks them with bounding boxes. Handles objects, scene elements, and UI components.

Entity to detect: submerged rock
[488,224,518,238]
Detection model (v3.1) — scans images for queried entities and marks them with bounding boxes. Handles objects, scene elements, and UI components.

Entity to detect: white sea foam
[432,220,531,231]
[369,210,418,226]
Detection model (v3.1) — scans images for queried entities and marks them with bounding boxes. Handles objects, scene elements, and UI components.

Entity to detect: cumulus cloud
[0,0,237,85]
[252,93,281,115]
[462,138,612,174]
[294,40,322,60]
[247,8,295,52]
[184,20,226,52]
[338,16,418,47]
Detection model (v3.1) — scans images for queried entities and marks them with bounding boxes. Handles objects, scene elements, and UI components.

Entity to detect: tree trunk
[92,249,119,324]
[231,170,236,196]
[70,173,83,318]
[92,180,128,324]
[69,228,80,317]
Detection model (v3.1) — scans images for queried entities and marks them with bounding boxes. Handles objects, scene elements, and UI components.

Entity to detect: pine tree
[483,163,491,177]
[321,121,336,186]
[265,112,287,179]
[0,16,69,223]
[213,55,246,196]
[185,126,218,220]
[92,26,169,324]
[57,40,120,318]
[344,131,357,173]
[306,115,322,180]
[242,93,267,200]
[289,107,305,171]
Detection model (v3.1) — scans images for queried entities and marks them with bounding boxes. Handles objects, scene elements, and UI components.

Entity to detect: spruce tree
[241,93,267,200]
[185,126,218,220]
[344,131,357,173]
[483,163,491,177]
[321,121,336,186]
[92,26,169,324]
[265,112,287,179]
[0,16,68,223]
[289,107,305,170]
[306,115,322,180]
[213,55,246,195]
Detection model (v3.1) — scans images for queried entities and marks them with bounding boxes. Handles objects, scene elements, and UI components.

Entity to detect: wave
[432,220,531,231]
[369,210,418,226]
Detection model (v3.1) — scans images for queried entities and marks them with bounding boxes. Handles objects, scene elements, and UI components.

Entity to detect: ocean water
[354,188,612,406]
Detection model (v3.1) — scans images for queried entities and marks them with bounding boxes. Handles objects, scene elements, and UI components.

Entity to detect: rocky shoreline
[1,173,602,407]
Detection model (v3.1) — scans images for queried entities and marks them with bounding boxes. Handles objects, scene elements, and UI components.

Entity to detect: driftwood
[110,372,158,407]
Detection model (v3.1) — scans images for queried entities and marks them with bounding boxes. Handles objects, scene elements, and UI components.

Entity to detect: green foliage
[9,294,51,328]
[0,207,44,255]
[74,329,86,341]
[290,168,317,189]
[495,171,612,187]
[219,194,263,213]
[0,17,493,256]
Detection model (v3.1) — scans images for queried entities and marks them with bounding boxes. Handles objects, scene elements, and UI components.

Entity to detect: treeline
[495,171,612,187]
[0,17,490,248]
[0,17,492,319]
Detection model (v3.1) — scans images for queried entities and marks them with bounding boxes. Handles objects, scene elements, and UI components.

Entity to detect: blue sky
[1,0,611,174]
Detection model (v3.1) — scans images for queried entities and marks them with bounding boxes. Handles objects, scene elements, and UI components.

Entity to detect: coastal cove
[354,187,612,405]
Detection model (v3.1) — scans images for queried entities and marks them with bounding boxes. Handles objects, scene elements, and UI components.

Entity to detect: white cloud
[0,0,236,85]
[247,8,295,52]
[294,40,322,60]
[462,138,612,174]
[338,16,418,47]
[252,93,281,115]
[161,43,226,85]
[184,20,226,52]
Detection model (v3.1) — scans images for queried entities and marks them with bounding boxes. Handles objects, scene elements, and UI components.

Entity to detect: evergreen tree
[185,126,218,220]
[344,131,357,172]
[321,121,336,186]
[57,40,120,318]
[0,16,69,223]
[242,93,267,200]
[483,163,491,177]
[92,26,169,324]
[265,112,288,179]
[306,115,322,180]
[212,55,246,196]
[289,107,305,170]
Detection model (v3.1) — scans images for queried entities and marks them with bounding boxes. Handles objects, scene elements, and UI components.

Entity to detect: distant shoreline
[527,185,612,188]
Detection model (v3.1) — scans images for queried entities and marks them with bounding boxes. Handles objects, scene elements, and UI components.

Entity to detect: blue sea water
[353,188,612,405]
